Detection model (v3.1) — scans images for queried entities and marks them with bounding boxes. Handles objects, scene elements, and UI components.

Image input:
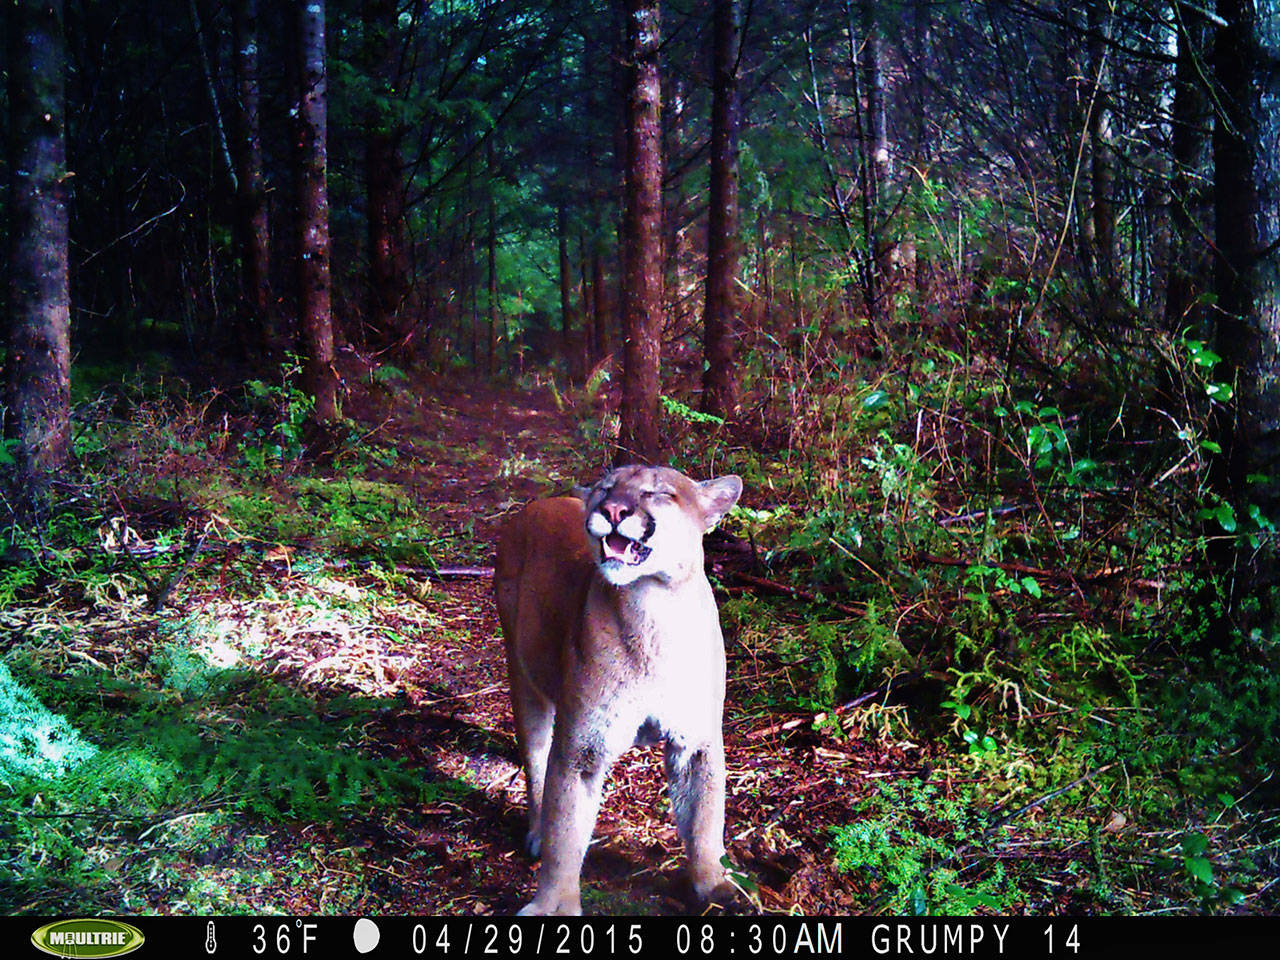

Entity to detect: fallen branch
[746,674,921,740]
[908,552,1126,583]
[151,525,213,614]
[322,558,494,579]
[731,571,865,617]
[982,762,1118,837]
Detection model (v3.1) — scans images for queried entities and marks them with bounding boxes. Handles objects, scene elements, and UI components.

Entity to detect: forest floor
[4,357,1263,917]
[165,366,915,916]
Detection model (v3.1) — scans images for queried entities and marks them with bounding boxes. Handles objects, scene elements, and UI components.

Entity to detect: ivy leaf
[1215,502,1237,533]
[1185,856,1214,885]
[862,389,891,410]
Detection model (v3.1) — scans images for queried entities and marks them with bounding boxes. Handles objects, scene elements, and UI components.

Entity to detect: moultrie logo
[30,919,146,959]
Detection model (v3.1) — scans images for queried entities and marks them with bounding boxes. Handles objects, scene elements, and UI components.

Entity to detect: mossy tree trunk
[700,0,742,420]
[296,0,338,422]
[232,0,273,355]
[4,0,71,487]
[616,0,663,465]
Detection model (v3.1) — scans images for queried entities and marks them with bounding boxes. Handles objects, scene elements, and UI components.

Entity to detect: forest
[1,0,1278,917]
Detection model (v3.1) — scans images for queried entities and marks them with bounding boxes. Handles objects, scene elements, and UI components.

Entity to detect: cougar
[493,464,743,915]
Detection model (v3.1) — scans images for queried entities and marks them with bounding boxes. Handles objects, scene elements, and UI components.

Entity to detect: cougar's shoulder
[495,495,593,581]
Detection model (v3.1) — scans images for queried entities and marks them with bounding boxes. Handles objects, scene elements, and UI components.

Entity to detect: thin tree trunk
[862,1,889,197]
[808,17,860,329]
[487,139,499,377]
[364,0,411,357]
[578,232,596,362]
[1163,1,1208,331]
[4,0,71,483]
[857,0,888,329]
[366,128,410,352]
[1087,0,1118,299]
[592,248,608,361]
[468,156,479,368]
[231,0,272,354]
[558,203,578,380]
[701,0,742,419]
[616,0,663,465]
[189,0,237,193]
[296,0,338,422]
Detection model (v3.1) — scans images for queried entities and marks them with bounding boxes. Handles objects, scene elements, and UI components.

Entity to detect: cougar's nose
[601,500,631,526]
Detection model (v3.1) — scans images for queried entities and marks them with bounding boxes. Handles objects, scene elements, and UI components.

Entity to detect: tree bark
[862,1,889,197]
[231,0,272,354]
[700,0,742,419]
[592,248,609,362]
[295,0,338,422]
[1086,0,1118,298]
[4,0,71,483]
[558,203,579,380]
[488,141,499,378]
[1208,0,1280,640]
[1163,1,1208,331]
[578,233,596,362]
[364,0,411,357]
[616,0,663,464]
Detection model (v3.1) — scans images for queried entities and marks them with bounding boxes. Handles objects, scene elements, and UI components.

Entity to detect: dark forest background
[1,0,1279,916]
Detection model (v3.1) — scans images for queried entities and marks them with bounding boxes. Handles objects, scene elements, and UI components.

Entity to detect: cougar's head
[580,465,742,587]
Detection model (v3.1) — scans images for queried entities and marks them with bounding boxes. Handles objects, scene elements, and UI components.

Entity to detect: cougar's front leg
[664,734,732,907]
[510,680,554,858]
[516,724,612,916]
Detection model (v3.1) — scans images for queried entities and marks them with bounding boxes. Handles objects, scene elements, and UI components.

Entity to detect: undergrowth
[0,365,473,914]
[0,602,466,913]
[657,310,1280,914]
[2,324,1277,915]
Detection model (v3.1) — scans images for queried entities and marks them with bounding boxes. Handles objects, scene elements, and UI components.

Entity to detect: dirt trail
[274,369,894,915]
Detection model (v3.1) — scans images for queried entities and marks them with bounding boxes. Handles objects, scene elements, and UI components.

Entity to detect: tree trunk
[908,0,931,160]
[296,0,338,422]
[578,233,596,362]
[364,0,411,357]
[700,0,742,420]
[592,247,609,362]
[1087,0,1118,299]
[558,203,579,380]
[616,0,663,465]
[1163,1,1208,331]
[189,0,237,196]
[845,1,887,332]
[862,1,889,197]
[862,1,890,328]
[487,136,499,377]
[4,0,71,484]
[1208,0,1280,640]
[231,0,272,354]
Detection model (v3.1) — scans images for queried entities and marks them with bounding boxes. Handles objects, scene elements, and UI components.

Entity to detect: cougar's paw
[516,896,581,917]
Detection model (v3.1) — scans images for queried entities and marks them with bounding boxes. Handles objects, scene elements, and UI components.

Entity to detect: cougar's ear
[697,475,743,532]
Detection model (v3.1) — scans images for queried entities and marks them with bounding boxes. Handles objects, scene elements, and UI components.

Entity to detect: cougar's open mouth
[601,532,652,566]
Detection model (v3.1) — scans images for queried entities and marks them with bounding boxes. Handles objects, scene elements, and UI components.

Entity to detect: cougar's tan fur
[494,464,742,915]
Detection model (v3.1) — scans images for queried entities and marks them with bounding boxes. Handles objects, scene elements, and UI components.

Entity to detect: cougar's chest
[596,578,726,737]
